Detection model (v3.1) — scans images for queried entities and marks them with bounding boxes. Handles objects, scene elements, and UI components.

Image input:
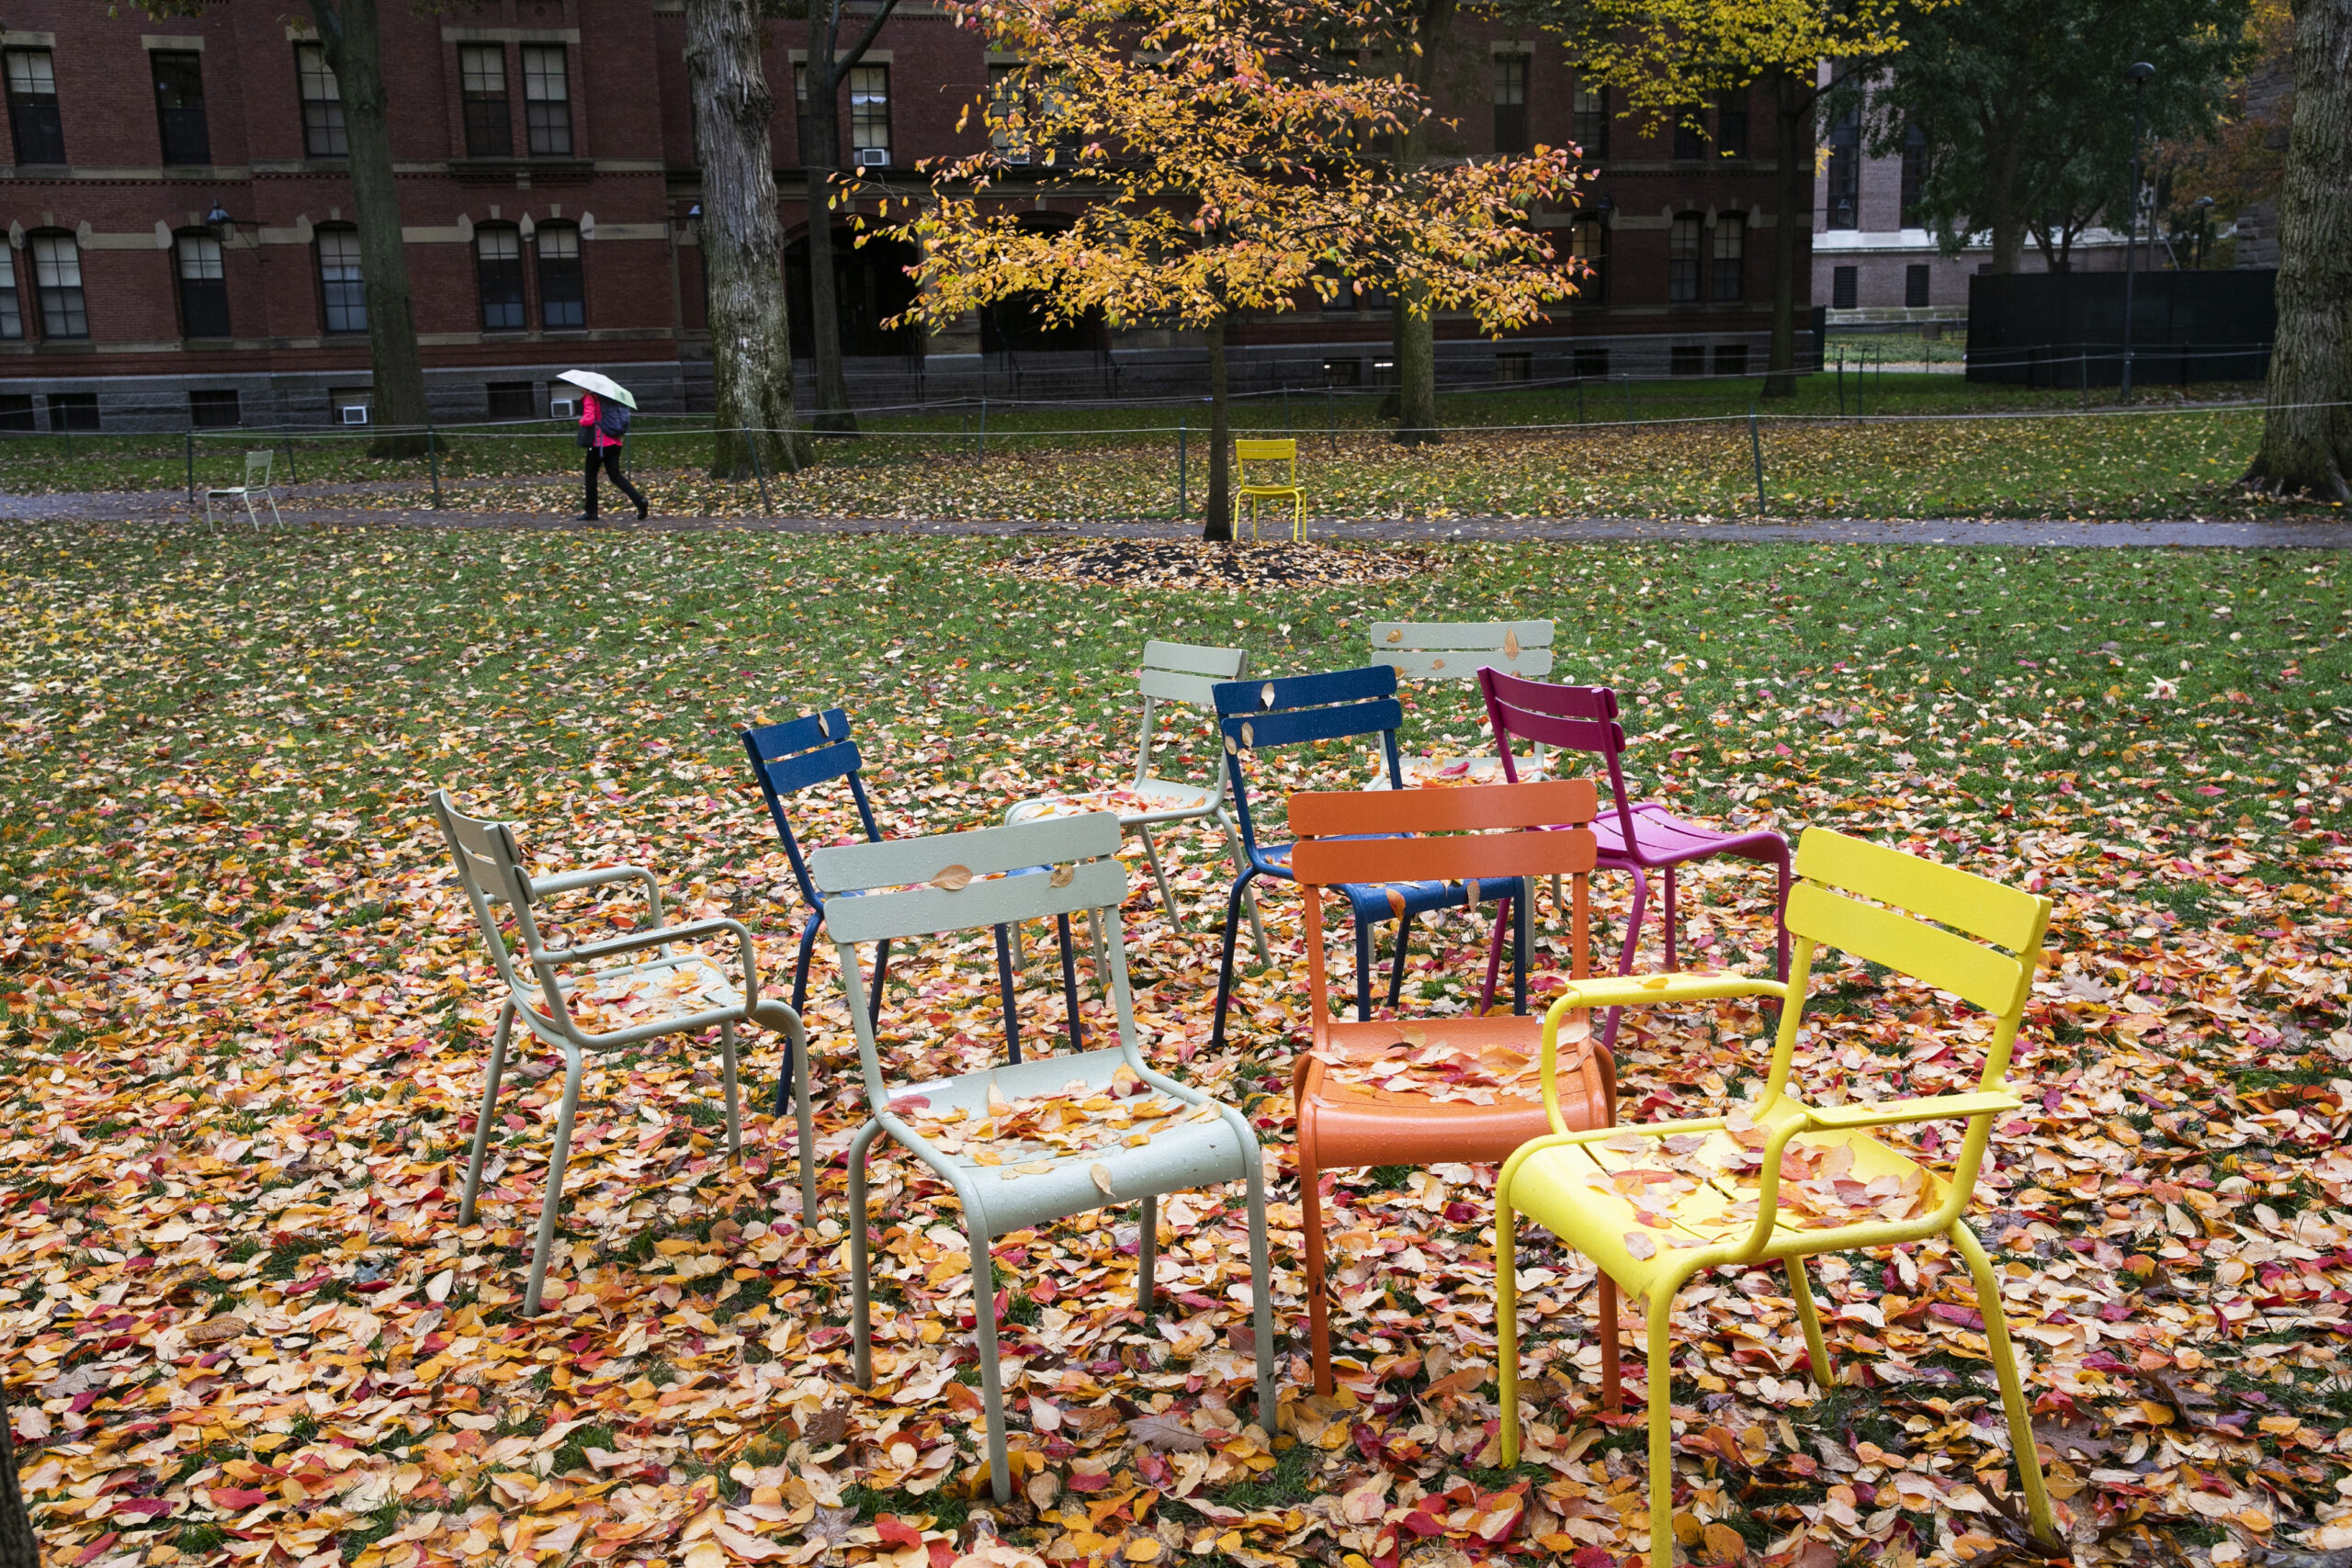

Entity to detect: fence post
[427,424,443,510]
[1177,421,1187,519]
[978,391,987,466]
[1749,402,1767,516]
[1835,354,1845,418]
[743,428,775,515]
[1327,387,1336,454]
[283,433,298,485]
[1619,372,1635,429]
[1281,383,1291,437]
[186,426,196,508]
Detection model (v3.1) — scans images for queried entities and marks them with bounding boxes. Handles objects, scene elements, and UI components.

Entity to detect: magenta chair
[1476,668,1790,1038]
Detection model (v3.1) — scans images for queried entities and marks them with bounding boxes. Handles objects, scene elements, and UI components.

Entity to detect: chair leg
[1240,1143,1279,1427]
[523,1047,585,1316]
[459,999,516,1225]
[1514,881,1532,1017]
[1662,865,1679,970]
[1479,899,1507,1015]
[969,1220,1013,1504]
[1300,1157,1334,1396]
[1056,912,1086,1052]
[992,924,1023,1066]
[1385,910,1411,1010]
[718,1020,742,1163]
[1138,824,1182,932]
[847,1119,885,1383]
[1954,1220,2063,1550]
[1210,869,1260,1050]
[1136,1193,1157,1317]
[1598,1276,1623,1413]
[1216,809,1270,965]
[1602,866,1651,1052]
[871,937,894,1026]
[1497,1179,1522,1461]
[1770,846,1792,983]
[1641,1286,1681,1568]
[1351,915,1374,1023]
[1783,1258,1833,1386]
[781,1009,818,1224]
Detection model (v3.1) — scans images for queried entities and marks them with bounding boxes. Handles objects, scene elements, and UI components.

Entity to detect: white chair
[433,790,814,1314]
[1370,619,1555,784]
[204,448,284,530]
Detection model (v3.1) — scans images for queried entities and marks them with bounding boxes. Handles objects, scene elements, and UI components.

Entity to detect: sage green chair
[815,812,1279,1502]
[1369,619,1556,782]
[434,789,815,1314]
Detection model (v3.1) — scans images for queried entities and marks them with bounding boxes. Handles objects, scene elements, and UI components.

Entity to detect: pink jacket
[580,392,619,448]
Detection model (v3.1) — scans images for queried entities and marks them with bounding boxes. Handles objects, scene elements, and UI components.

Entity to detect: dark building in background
[0,3,1812,431]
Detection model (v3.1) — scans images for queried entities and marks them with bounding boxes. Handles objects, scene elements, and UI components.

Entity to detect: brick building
[0,2,1813,432]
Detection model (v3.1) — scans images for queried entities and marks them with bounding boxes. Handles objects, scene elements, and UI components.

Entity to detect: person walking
[577,389,648,522]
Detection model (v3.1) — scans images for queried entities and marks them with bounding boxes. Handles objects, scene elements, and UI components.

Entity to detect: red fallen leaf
[71,1533,119,1566]
[2196,784,2224,795]
[888,1096,932,1113]
[875,1517,923,1550]
[208,1487,269,1510]
[111,1499,174,1519]
[1399,1508,1448,1539]
[1031,1276,1057,1304]
[928,1544,956,1568]
[1929,1303,1986,1330]
[1065,1470,1111,1493]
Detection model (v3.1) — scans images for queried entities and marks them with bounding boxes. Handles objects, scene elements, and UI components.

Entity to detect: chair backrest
[1371,620,1555,684]
[1770,827,2054,1195]
[1288,780,1600,1027]
[243,448,274,486]
[740,708,886,908]
[431,788,553,1008]
[1235,438,1298,483]
[1135,640,1247,795]
[1478,667,1640,844]
[812,814,1137,1101]
[1211,665,1403,854]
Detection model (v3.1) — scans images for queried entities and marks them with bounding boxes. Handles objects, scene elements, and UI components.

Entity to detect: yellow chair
[1496,827,2062,1568]
[1235,437,1306,541]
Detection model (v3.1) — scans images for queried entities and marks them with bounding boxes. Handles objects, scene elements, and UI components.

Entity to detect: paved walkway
[4,486,2346,548]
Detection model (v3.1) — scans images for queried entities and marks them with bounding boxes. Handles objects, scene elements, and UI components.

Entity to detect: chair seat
[1256,840,1521,921]
[1510,1096,1950,1293]
[1595,805,1787,869]
[1006,779,1215,826]
[1297,1017,1611,1167]
[873,1046,1257,1233]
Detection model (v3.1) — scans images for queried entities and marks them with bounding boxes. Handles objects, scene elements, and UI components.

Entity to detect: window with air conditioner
[850,64,890,167]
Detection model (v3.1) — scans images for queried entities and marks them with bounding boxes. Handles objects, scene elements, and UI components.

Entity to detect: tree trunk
[2245,0,2352,500]
[312,0,429,457]
[1984,123,2027,274]
[1764,72,1813,399]
[0,1394,36,1568]
[1390,285,1440,445]
[686,0,806,479]
[1204,313,1233,541]
[801,110,855,434]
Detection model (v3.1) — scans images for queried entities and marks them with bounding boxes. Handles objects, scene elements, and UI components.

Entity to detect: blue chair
[740,709,1087,1113]
[1207,667,1532,1048]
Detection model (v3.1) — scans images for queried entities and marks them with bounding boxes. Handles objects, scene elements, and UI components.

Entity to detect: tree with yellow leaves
[883,0,1587,538]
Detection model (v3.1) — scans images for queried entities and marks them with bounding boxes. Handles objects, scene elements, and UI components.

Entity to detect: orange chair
[1288,779,1621,1397]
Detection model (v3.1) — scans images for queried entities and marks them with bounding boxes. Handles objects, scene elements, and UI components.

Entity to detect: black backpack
[595,398,631,437]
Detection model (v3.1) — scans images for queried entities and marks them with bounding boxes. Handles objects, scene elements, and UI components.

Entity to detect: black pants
[582,444,646,518]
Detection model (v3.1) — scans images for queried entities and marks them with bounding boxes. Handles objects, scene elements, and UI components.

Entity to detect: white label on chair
[933,864,974,891]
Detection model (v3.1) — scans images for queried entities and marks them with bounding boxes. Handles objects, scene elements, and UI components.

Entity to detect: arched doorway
[786,228,922,358]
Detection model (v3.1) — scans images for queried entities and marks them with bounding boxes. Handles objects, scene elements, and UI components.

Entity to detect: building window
[1574,345,1609,379]
[537,222,582,328]
[1493,55,1528,155]
[317,227,365,333]
[1905,263,1930,308]
[460,44,512,157]
[1670,344,1704,377]
[1668,214,1702,304]
[175,231,230,337]
[48,393,99,431]
[1569,212,1607,303]
[1672,106,1704,162]
[850,63,890,164]
[1826,103,1860,230]
[0,395,32,431]
[188,389,241,428]
[152,51,210,165]
[1900,124,1928,227]
[477,226,526,330]
[989,62,1029,157]
[1495,350,1532,383]
[1713,344,1747,376]
[6,50,64,165]
[522,46,571,156]
[0,253,20,340]
[30,232,86,339]
[1716,89,1747,159]
[486,381,536,420]
[1713,213,1744,301]
[1832,265,1858,310]
[1572,83,1607,160]
[298,44,346,157]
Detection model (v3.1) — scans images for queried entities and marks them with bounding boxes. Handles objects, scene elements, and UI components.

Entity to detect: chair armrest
[530,863,670,926]
[1804,1091,2021,1130]
[1544,972,1787,1017]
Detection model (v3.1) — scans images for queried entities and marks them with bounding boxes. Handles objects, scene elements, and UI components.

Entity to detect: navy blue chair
[741,710,1086,1113]
[1207,667,1531,1049]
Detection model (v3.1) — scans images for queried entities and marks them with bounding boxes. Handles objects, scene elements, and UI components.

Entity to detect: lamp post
[2192,195,2215,269]
[205,201,262,252]
[2119,62,2154,401]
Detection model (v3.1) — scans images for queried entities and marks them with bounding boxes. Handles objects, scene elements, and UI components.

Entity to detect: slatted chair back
[1371,620,1555,684]
[813,814,1130,1100]
[1234,438,1298,483]
[1479,667,1642,841]
[1211,666,1405,859]
[434,790,559,1010]
[1134,641,1247,799]
[243,448,275,489]
[741,708,887,908]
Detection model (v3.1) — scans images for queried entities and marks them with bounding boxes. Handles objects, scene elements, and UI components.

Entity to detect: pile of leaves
[2,524,2348,1568]
[992,542,1427,592]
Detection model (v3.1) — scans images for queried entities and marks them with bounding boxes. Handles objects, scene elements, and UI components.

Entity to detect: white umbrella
[554,369,637,410]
